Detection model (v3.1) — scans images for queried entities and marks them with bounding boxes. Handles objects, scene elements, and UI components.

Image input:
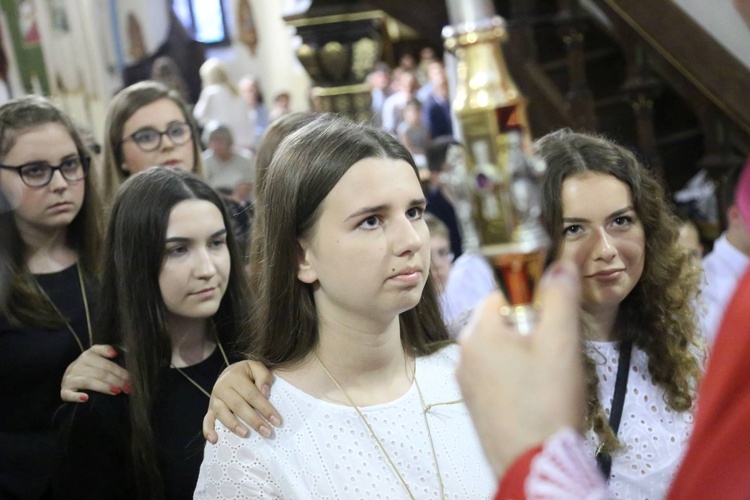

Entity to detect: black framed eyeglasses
[0,156,90,188]
[121,122,193,152]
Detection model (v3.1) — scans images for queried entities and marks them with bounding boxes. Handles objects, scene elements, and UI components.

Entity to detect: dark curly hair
[534,129,703,454]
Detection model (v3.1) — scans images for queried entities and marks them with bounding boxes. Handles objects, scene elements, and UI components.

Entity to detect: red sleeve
[669,268,750,499]
[494,445,543,500]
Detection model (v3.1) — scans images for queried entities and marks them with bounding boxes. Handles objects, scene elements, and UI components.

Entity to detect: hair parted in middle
[95,167,250,499]
[248,113,449,367]
[534,128,703,455]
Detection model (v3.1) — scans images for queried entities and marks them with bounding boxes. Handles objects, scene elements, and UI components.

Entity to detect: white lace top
[194,345,496,499]
[584,341,694,499]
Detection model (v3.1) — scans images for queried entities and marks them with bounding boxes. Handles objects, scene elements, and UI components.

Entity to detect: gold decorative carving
[297,44,321,80]
[353,93,370,109]
[334,94,349,111]
[312,83,371,97]
[286,11,385,28]
[320,41,350,82]
[352,37,379,81]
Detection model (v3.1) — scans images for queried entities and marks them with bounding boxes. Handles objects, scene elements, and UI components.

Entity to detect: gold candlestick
[443,3,549,334]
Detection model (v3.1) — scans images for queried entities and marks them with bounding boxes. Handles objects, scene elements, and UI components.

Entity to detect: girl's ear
[296,239,318,284]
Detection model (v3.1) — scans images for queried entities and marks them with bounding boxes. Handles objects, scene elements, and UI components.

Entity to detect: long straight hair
[0,95,103,328]
[96,167,250,499]
[100,81,204,203]
[534,129,702,454]
[248,113,449,367]
[248,111,318,296]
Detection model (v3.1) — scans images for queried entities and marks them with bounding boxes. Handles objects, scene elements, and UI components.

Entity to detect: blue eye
[359,216,381,229]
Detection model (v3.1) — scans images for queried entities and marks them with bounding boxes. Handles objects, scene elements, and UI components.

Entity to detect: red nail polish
[123,385,131,394]
[108,349,117,357]
[80,394,89,402]
[110,386,122,395]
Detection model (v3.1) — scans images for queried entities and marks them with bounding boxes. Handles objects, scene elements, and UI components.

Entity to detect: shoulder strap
[595,339,633,480]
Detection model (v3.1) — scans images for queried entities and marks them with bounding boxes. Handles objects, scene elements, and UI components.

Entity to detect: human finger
[457,291,512,344]
[60,347,131,403]
[207,397,249,440]
[60,374,125,403]
[203,408,219,444]
[534,260,586,429]
[215,387,276,438]
[243,361,281,426]
[209,360,280,431]
[62,355,130,389]
[535,260,581,351]
[456,291,525,395]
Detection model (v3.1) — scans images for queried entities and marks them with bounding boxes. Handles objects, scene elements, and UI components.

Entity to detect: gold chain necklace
[171,340,230,398]
[314,353,446,500]
[35,264,92,353]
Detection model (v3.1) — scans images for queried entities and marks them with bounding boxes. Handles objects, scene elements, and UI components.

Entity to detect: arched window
[172,0,230,46]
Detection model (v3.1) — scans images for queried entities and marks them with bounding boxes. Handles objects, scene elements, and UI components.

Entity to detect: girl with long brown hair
[59,82,204,404]
[195,114,495,497]
[201,127,703,499]
[536,129,703,498]
[57,168,249,499]
[0,95,103,498]
[61,81,266,407]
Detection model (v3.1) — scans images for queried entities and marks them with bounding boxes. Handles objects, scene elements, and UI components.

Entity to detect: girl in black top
[56,168,250,499]
[0,96,103,499]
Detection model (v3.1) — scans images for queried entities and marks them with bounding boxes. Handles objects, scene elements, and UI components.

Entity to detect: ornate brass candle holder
[444,1,549,334]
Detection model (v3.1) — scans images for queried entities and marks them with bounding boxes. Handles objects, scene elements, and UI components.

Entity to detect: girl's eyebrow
[562,206,634,223]
[346,198,427,221]
[164,228,227,244]
[16,152,79,165]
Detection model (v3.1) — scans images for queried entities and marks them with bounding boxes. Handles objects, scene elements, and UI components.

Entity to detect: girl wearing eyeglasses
[59,81,277,432]
[0,96,104,499]
[100,80,203,203]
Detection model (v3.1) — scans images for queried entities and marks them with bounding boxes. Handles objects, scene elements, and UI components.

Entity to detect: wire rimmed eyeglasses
[121,122,193,152]
[0,156,90,188]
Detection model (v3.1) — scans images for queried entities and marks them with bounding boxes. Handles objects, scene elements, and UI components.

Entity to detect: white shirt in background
[202,150,255,194]
[194,85,254,151]
[701,233,750,343]
[441,252,497,326]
